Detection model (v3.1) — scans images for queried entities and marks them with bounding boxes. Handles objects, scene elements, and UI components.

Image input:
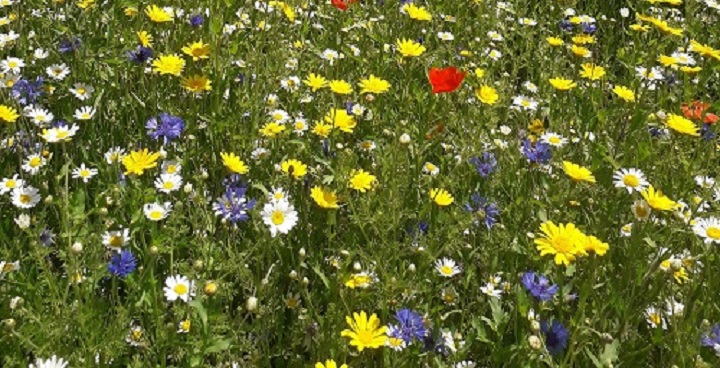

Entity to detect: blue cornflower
[648,126,669,139]
[189,14,204,26]
[521,139,552,164]
[541,320,569,355]
[559,19,573,32]
[213,183,257,224]
[465,194,500,229]
[11,77,44,105]
[58,38,81,53]
[345,101,354,115]
[146,113,185,144]
[394,309,427,343]
[702,123,715,140]
[581,22,596,34]
[128,46,153,64]
[108,250,137,278]
[39,227,56,246]
[701,324,720,353]
[469,152,497,177]
[521,272,559,301]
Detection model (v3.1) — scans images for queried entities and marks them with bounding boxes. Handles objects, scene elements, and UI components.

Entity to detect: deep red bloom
[332,0,356,11]
[428,67,466,94]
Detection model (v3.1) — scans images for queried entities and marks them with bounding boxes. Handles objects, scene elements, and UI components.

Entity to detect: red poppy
[706,113,718,125]
[682,101,710,120]
[332,0,357,11]
[428,67,466,94]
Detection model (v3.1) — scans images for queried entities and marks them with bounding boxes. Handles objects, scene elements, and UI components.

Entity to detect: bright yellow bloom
[181,75,212,93]
[546,37,564,47]
[152,54,185,76]
[328,80,353,95]
[680,66,702,74]
[324,109,356,133]
[613,85,635,102]
[579,64,606,80]
[430,188,454,206]
[181,41,211,61]
[571,45,591,58]
[312,121,333,138]
[358,75,390,94]
[220,152,249,174]
[304,73,328,91]
[658,55,679,68]
[259,122,287,137]
[315,360,348,368]
[137,31,153,48]
[641,186,678,211]
[647,0,681,4]
[0,104,19,123]
[689,40,720,60]
[534,221,587,266]
[549,77,577,91]
[563,161,596,183]
[124,7,138,16]
[122,149,160,176]
[340,311,388,352]
[402,3,432,21]
[396,38,426,57]
[311,186,339,209]
[77,0,95,10]
[572,34,596,45]
[630,24,650,32]
[476,85,499,105]
[349,170,376,192]
[345,273,373,289]
[474,68,485,78]
[582,235,609,256]
[665,113,700,137]
[145,5,173,22]
[281,159,307,179]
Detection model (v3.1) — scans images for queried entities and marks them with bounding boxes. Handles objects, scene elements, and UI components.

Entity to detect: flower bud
[183,183,193,194]
[149,246,159,255]
[399,133,411,144]
[528,335,542,350]
[289,270,298,280]
[44,195,53,205]
[70,242,83,254]
[302,277,309,286]
[353,262,362,271]
[203,281,218,296]
[298,247,306,258]
[193,260,204,270]
[246,296,258,312]
[9,296,23,310]
[530,320,541,333]
[408,263,416,272]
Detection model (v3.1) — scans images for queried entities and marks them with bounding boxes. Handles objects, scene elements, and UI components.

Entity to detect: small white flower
[46,63,70,80]
[73,106,96,120]
[71,163,98,183]
[154,173,183,193]
[1,56,24,73]
[102,229,130,251]
[163,275,195,303]
[435,258,461,277]
[29,355,68,368]
[613,168,649,194]
[104,147,126,164]
[261,199,299,237]
[69,83,95,101]
[11,185,40,209]
[143,202,172,221]
[0,174,24,195]
[437,31,455,41]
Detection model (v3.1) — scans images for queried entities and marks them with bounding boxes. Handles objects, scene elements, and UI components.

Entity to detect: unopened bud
[528,335,542,350]
[530,320,541,333]
[670,258,683,272]
[246,296,258,312]
[298,248,306,258]
[70,242,83,254]
[149,246,159,255]
[399,133,411,144]
[302,277,309,286]
[44,195,53,205]
[289,270,298,279]
[193,260,204,271]
[408,263,416,272]
[203,281,218,296]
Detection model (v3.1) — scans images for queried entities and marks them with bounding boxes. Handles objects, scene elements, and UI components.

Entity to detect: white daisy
[511,95,538,111]
[422,162,440,176]
[177,319,191,334]
[46,63,70,80]
[40,124,79,143]
[540,132,568,147]
[695,175,715,189]
[692,217,720,245]
[632,199,652,220]
[280,76,301,91]
[268,187,289,203]
[437,31,455,41]
[665,299,684,318]
[612,168,649,194]
[620,223,633,237]
[69,83,94,101]
[523,81,538,93]
[71,163,98,183]
[73,106,96,120]
[143,202,172,221]
[0,260,20,277]
[126,323,145,347]
[154,173,183,193]
[33,48,49,59]
[24,106,54,126]
[385,325,407,351]
[1,56,24,73]
[0,174,24,195]
[435,257,461,277]
[261,198,298,237]
[104,147,126,164]
[268,109,289,124]
[28,355,68,368]
[163,275,195,302]
[102,229,130,251]
[645,307,667,330]
[161,160,182,174]
[22,153,48,175]
[480,278,503,299]
[11,185,40,209]
[293,117,308,135]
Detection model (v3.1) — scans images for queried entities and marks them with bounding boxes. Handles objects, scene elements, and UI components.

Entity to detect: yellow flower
[358,75,390,94]
[475,85,499,105]
[402,3,432,21]
[563,161,596,183]
[349,170,376,192]
[328,80,353,95]
[613,85,635,102]
[396,38,426,58]
[630,24,650,32]
[689,40,720,60]
[473,68,485,79]
[181,75,212,93]
[429,188,454,206]
[220,152,249,174]
[680,66,702,74]
[641,186,678,211]
[340,311,388,352]
[665,113,700,137]
[579,63,606,80]
[137,31,153,48]
[582,235,609,256]
[549,77,577,91]
[124,7,138,16]
[122,149,160,176]
[152,54,185,76]
[77,0,95,10]
[281,159,307,179]
[571,45,591,58]
[324,109,356,133]
[658,55,679,68]
[0,104,19,123]
[304,73,328,91]
[312,121,333,138]
[647,0,682,4]
[145,5,173,22]
[259,122,286,138]
[528,119,545,134]
[277,2,296,21]
[534,221,587,266]
[181,41,211,61]
[315,360,348,368]
[311,186,339,209]
[345,273,373,289]
[572,34,595,45]
[546,37,564,47]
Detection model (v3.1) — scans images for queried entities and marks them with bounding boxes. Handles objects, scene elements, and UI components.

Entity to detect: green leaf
[311,263,331,289]
[189,300,208,332]
[70,189,86,221]
[204,338,232,354]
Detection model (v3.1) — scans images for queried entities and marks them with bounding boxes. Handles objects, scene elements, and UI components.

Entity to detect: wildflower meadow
[2,0,720,367]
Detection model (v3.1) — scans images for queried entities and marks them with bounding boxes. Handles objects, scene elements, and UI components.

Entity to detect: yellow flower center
[149,210,163,220]
[552,235,574,253]
[132,329,143,340]
[29,157,42,167]
[706,227,720,240]
[166,165,177,174]
[163,182,174,190]
[19,194,31,204]
[77,88,86,95]
[173,284,188,295]
[57,131,69,139]
[623,174,639,187]
[271,210,285,225]
[357,329,374,345]
[109,235,123,247]
[5,179,16,188]
[548,137,560,144]
[649,313,661,325]
[440,265,454,275]
[79,169,90,177]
